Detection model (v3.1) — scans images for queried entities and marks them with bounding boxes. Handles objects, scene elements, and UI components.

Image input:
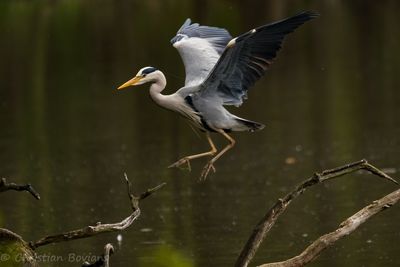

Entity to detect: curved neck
[149,71,168,106]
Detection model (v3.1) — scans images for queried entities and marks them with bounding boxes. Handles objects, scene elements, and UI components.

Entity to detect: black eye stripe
[142,67,157,75]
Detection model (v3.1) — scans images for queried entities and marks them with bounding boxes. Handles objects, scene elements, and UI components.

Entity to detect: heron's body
[118,11,318,179]
[149,75,262,133]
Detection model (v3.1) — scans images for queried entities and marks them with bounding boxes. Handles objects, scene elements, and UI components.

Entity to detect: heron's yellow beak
[117,76,142,90]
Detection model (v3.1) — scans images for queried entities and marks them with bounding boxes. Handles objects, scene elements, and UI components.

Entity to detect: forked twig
[235,159,398,267]
[123,173,166,212]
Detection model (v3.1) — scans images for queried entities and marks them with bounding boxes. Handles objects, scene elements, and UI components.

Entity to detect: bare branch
[137,182,166,201]
[0,178,40,200]
[29,175,165,250]
[30,211,140,249]
[235,159,398,267]
[257,188,400,267]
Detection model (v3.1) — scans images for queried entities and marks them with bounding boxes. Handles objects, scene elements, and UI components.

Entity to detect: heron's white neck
[148,71,170,108]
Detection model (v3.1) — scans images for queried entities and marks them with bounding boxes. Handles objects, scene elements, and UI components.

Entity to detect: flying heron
[117,11,318,179]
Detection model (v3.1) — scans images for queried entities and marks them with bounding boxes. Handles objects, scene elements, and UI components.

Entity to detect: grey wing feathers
[175,18,232,54]
[199,11,319,106]
[171,19,232,87]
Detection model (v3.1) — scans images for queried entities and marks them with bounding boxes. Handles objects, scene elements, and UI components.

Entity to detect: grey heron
[117,11,318,179]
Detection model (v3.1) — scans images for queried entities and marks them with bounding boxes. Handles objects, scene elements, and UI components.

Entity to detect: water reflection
[0,0,400,266]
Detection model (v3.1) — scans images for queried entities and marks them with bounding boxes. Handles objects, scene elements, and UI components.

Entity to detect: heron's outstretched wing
[198,11,318,106]
[171,19,232,87]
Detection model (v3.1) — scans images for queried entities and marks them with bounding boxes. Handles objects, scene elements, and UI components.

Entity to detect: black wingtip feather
[301,10,320,19]
[259,10,319,33]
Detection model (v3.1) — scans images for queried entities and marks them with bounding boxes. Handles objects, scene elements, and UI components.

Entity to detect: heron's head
[117,66,159,90]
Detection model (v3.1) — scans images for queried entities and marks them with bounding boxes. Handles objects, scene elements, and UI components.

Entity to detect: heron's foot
[199,161,216,181]
[168,157,191,171]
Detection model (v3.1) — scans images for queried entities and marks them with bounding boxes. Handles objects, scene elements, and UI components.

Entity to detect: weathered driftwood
[29,175,165,249]
[82,243,114,267]
[235,159,399,267]
[0,178,40,200]
[257,188,400,267]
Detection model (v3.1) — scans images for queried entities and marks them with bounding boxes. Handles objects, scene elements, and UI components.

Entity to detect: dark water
[1,1,400,266]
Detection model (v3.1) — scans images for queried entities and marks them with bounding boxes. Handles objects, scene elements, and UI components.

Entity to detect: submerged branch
[235,159,398,267]
[82,243,114,267]
[0,177,40,200]
[29,175,165,249]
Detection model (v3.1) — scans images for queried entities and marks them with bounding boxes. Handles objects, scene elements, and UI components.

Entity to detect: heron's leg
[168,133,217,171]
[200,131,236,180]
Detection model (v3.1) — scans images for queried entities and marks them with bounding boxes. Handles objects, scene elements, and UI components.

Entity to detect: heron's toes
[199,162,216,181]
[168,157,191,171]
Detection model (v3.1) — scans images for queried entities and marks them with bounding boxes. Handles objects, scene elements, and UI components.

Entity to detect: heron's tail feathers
[234,118,265,132]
